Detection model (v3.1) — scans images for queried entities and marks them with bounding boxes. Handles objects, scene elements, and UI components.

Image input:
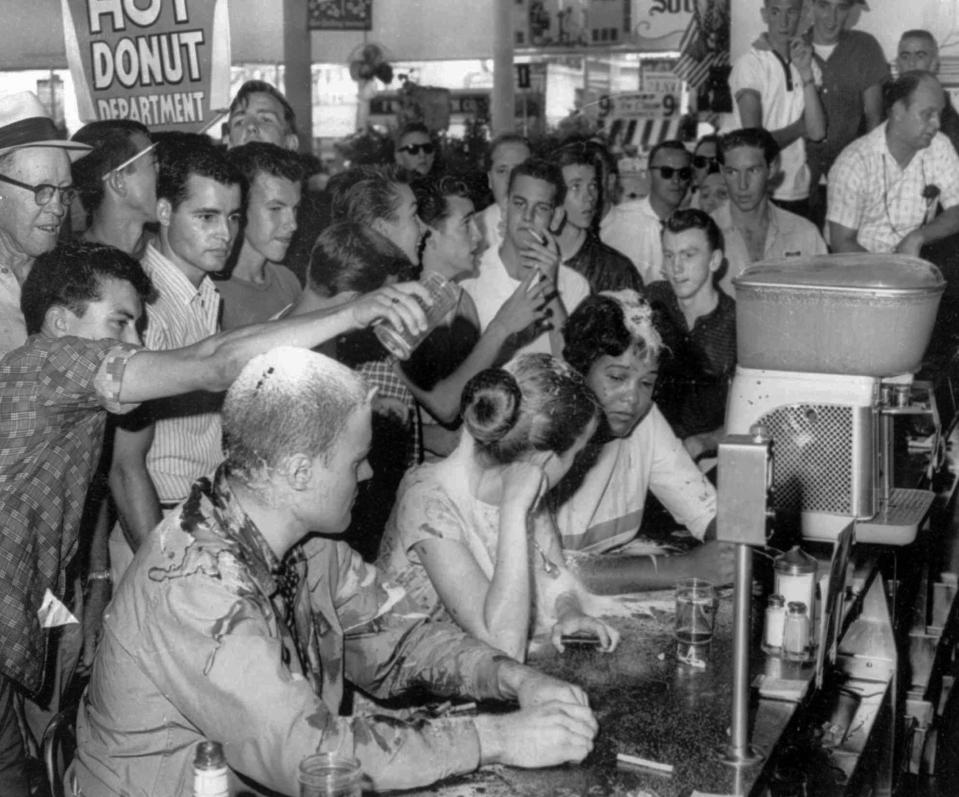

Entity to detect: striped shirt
[141,244,223,503]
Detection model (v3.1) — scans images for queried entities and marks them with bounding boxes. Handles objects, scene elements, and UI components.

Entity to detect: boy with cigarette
[461,159,590,360]
[728,0,826,219]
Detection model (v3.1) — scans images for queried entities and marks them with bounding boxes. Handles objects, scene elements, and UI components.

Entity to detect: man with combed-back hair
[107,137,245,584]
[462,158,590,360]
[75,346,602,797]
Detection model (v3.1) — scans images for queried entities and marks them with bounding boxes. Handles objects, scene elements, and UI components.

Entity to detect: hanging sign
[61,0,231,131]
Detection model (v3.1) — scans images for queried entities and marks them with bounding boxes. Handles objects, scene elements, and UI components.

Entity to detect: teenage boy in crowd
[477,133,532,249]
[648,209,735,461]
[462,158,590,360]
[804,0,887,227]
[601,141,693,285]
[108,139,242,582]
[218,143,303,329]
[713,128,825,297]
[728,0,826,219]
[550,141,641,294]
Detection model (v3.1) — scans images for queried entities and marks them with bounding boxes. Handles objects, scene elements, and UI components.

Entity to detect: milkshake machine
[715,254,946,788]
[726,254,945,545]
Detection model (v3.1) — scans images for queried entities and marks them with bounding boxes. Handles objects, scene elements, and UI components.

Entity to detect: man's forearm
[917,205,959,246]
[404,321,512,424]
[109,463,162,551]
[546,296,569,358]
[345,615,518,703]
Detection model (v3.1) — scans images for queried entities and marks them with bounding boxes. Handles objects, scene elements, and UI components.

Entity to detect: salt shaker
[782,601,810,661]
[763,593,786,651]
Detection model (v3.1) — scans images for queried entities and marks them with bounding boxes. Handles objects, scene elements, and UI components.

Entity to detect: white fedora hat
[0,92,91,162]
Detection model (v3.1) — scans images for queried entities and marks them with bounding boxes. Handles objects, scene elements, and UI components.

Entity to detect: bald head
[898,30,939,74]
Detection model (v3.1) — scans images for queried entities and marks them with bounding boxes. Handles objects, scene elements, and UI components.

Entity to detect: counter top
[395,591,805,797]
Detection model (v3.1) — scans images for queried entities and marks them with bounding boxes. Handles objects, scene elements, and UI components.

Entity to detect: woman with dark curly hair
[554,290,734,592]
[377,354,620,661]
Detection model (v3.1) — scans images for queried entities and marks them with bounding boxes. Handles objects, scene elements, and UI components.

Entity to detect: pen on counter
[616,752,674,774]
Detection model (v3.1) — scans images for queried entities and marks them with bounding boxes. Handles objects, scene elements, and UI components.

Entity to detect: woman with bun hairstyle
[377,353,620,661]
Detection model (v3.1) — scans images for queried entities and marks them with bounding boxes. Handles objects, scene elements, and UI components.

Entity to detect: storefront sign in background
[308,0,373,31]
[61,0,231,131]
[516,0,695,52]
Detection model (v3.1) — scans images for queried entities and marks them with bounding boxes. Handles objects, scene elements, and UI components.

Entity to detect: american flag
[672,6,729,90]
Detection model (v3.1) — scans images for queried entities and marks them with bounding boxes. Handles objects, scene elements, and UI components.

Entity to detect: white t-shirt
[461,245,590,358]
[728,43,821,201]
[599,196,663,286]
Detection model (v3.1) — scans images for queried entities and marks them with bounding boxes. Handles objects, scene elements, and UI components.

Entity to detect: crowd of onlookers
[1,2,958,793]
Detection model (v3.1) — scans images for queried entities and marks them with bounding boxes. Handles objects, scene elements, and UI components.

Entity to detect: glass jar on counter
[763,593,786,651]
[782,601,811,661]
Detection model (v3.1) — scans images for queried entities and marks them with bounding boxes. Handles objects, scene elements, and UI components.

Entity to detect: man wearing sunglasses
[394,122,436,177]
[0,91,90,356]
[601,140,692,286]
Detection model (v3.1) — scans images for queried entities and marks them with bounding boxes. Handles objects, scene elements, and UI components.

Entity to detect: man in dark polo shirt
[647,208,735,462]
[805,0,889,228]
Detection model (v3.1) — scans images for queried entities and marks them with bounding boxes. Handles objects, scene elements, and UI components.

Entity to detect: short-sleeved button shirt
[0,335,139,692]
[827,124,959,253]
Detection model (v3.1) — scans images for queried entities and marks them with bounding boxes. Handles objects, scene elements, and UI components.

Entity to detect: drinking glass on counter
[298,752,362,797]
[674,578,716,667]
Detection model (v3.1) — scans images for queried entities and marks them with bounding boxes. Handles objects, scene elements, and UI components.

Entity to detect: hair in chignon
[461,369,523,445]
[461,354,598,465]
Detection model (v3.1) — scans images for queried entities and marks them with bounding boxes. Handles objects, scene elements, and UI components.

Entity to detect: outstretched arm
[118,283,431,404]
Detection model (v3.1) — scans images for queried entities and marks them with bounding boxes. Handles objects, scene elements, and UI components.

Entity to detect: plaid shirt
[0,336,139,693]
[827,123,959,253]
[359,356,422,466]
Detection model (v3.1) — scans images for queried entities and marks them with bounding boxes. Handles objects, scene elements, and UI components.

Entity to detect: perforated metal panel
[758,404,873,516]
